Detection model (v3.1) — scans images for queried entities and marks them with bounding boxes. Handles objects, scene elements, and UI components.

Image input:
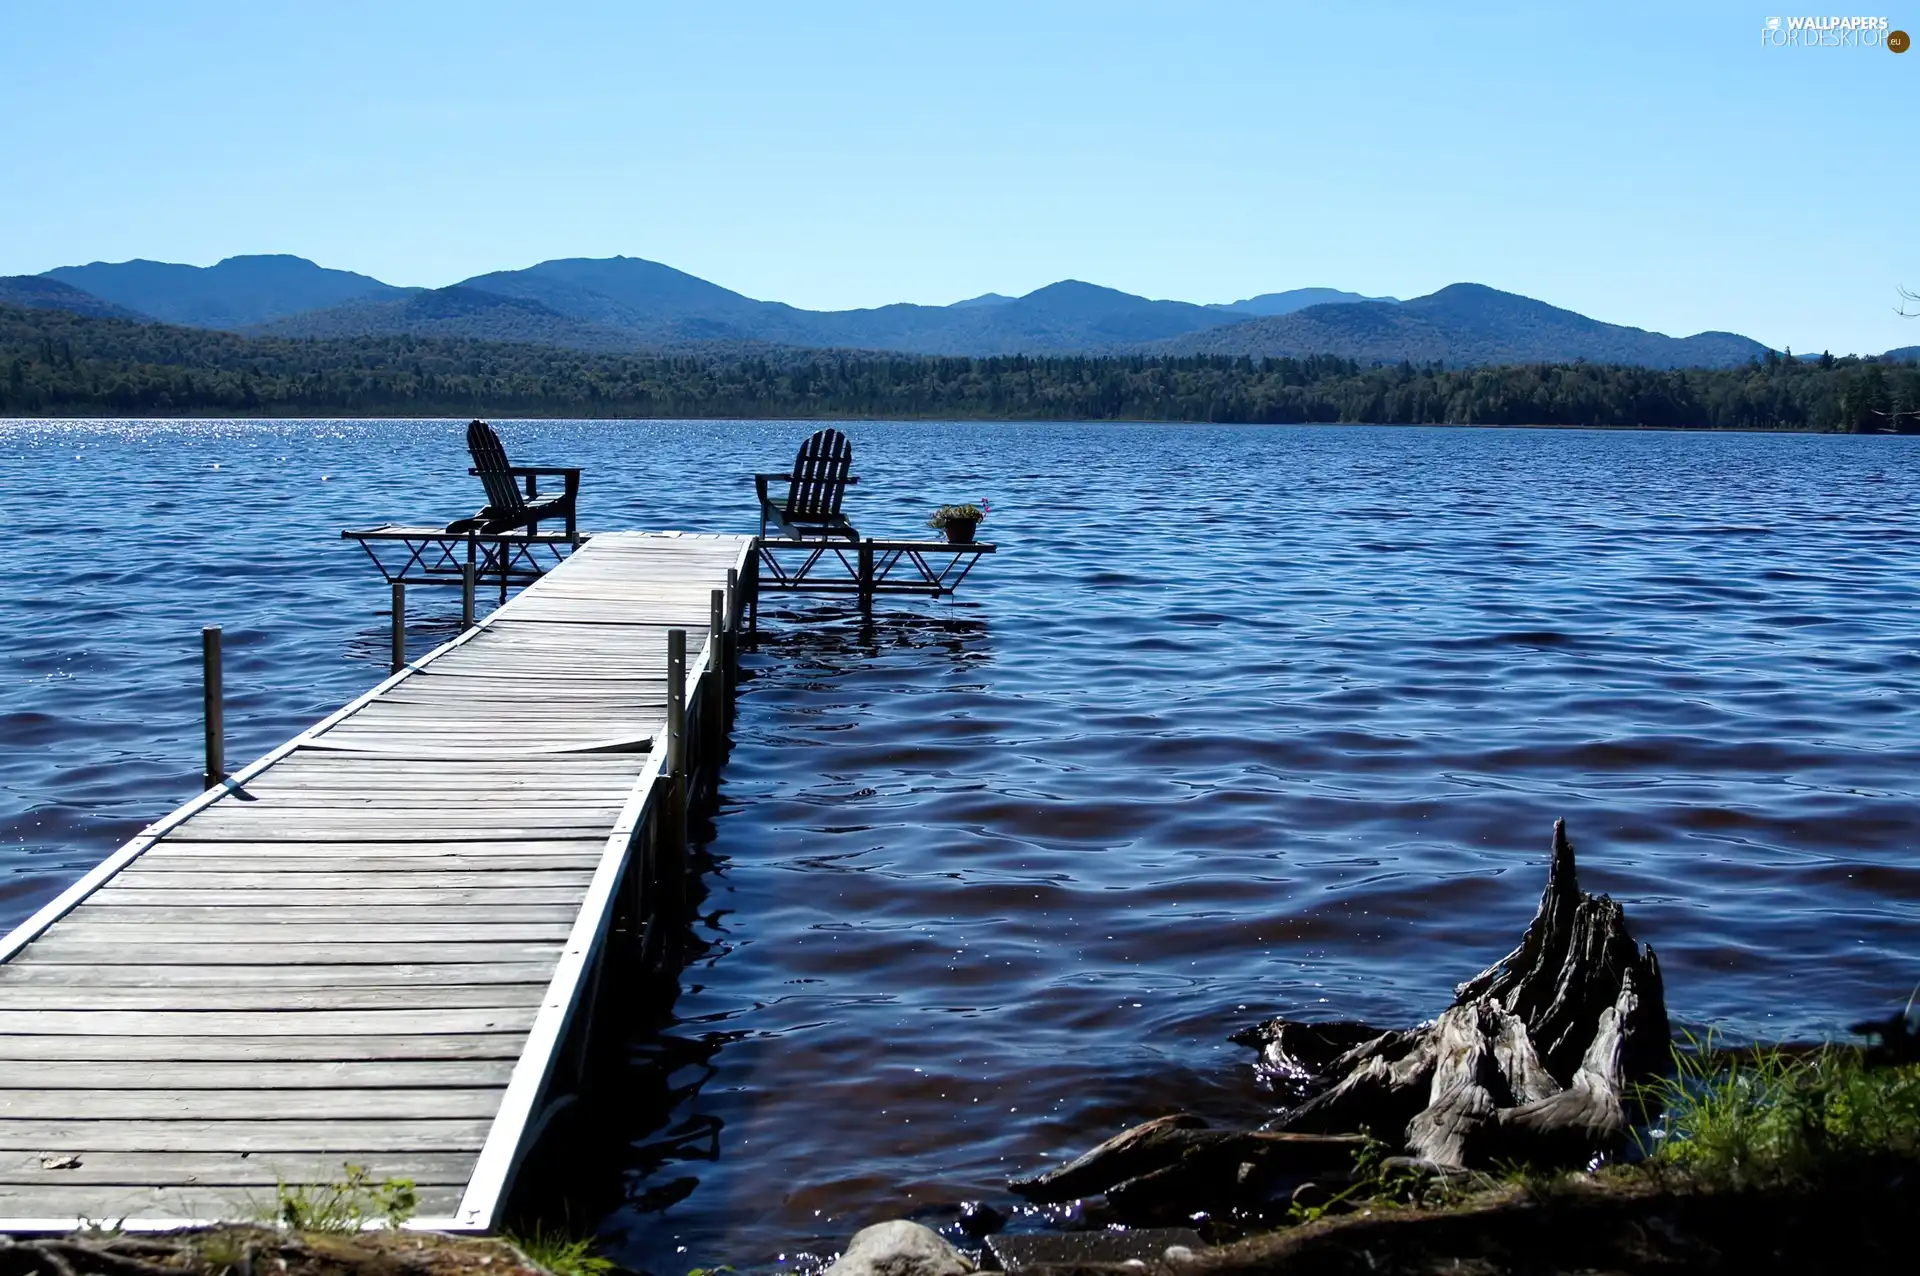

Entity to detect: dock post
[666,629,686,783]
[858,537,874,614]
[201,626,224,790]
[390,581,406,673]
[708,588,726,753]
[725,567,739,672]
[664,628,688,929]
[724,568,739,729]
[461,562,476,630]
[747,541,760,644]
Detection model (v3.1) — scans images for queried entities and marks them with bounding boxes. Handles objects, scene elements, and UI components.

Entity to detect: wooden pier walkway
[0,532,753,1232]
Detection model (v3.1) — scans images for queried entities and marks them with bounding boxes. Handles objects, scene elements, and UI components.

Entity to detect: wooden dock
[0,532,752,1232]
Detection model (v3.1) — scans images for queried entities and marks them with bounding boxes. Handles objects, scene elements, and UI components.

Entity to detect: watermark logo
[1760,14,1902,47]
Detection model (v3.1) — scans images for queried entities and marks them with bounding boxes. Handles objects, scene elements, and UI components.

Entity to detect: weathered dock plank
[0,1089,509,1122]
[0,983,551,1011]
[12,941,568,966]
[0,531,752,1230]
[0,1149,480,1184]
[0,1121,495,1153]
[0,1062,517,1088]
[0,1035,533,1063]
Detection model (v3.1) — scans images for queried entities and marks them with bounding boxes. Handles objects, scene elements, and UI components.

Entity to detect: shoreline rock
[822,1220,974,1276]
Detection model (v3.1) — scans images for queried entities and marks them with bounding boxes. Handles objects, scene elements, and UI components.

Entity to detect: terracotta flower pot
[943,520,978,544]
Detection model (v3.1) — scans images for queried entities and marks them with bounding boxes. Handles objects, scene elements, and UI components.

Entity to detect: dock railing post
[747,540,760,645]
[725,566,739,672]
[708,588,725,752]
[201,626,224,790]
[390,581,406,674]
[858,537,874,614]
[461,562,476,630]
[664,628,688,932]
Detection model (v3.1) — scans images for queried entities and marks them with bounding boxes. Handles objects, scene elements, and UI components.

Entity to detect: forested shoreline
[4,303,1917,431]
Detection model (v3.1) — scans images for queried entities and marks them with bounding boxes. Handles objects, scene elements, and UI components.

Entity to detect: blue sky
[1,1,1914,353]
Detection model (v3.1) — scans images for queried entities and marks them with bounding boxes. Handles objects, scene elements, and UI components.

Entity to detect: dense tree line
[3,303,1917,431]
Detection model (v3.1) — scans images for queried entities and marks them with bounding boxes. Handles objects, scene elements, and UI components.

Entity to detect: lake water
[2,419,1917,1268]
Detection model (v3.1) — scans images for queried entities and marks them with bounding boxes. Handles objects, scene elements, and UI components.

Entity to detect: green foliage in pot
[927,502,987,530]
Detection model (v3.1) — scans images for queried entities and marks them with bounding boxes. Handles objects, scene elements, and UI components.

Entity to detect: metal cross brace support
[869,544,992,595]
[754,536,995,597]
[341,525,586,596]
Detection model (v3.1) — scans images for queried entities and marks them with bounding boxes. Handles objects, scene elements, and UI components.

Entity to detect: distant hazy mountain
[458,256,774,337]
[250,285,646,352]
[784,279,1240,354]
[0,275,150,321]
[1885,345,1920,362]
[944,279,1238,348]
[1157,283,1771,369]
[452,259,1245,354]
[1210,287,1397,316]
[949,292,1016,308]
[43,255,406,329]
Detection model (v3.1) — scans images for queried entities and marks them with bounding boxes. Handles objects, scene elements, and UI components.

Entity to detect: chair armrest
[755,474,781,504]
[755,472,856,484]
[471,466,580,477]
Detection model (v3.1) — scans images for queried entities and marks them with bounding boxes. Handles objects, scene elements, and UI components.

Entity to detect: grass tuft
[1285,1133,1484,1224]
[506,1225,616,1276]
[256,1164,419,1231]
[1638,1032,1920,1186]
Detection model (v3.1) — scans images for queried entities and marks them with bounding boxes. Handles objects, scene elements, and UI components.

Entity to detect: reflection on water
[2,419,1918,1270]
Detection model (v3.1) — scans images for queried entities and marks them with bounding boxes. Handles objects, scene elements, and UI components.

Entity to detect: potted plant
[927,500,989,544]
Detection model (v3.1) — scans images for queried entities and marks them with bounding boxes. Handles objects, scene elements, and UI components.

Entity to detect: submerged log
[1011,820,1672,1213]
[1008,1113,1363,1206]
[1010,1113,1209,1202]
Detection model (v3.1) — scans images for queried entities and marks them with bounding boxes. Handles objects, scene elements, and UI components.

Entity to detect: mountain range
[1154,284,1772,369]
[263,260,1266,354]
[1,251,1894,368]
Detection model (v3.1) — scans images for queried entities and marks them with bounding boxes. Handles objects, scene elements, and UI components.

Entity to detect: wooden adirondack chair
[448,420,581,537]
[756,428,860,540]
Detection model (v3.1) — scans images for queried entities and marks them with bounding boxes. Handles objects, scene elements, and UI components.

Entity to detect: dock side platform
[0,532,752,1232]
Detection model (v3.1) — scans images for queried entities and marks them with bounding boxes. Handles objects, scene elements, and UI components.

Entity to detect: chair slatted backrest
[787,429,853,519]
[467,420,526,518]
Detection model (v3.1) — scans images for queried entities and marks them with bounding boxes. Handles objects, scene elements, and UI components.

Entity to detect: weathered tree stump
[1266,819,1667,1169]
[1010,819,1670,1214]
